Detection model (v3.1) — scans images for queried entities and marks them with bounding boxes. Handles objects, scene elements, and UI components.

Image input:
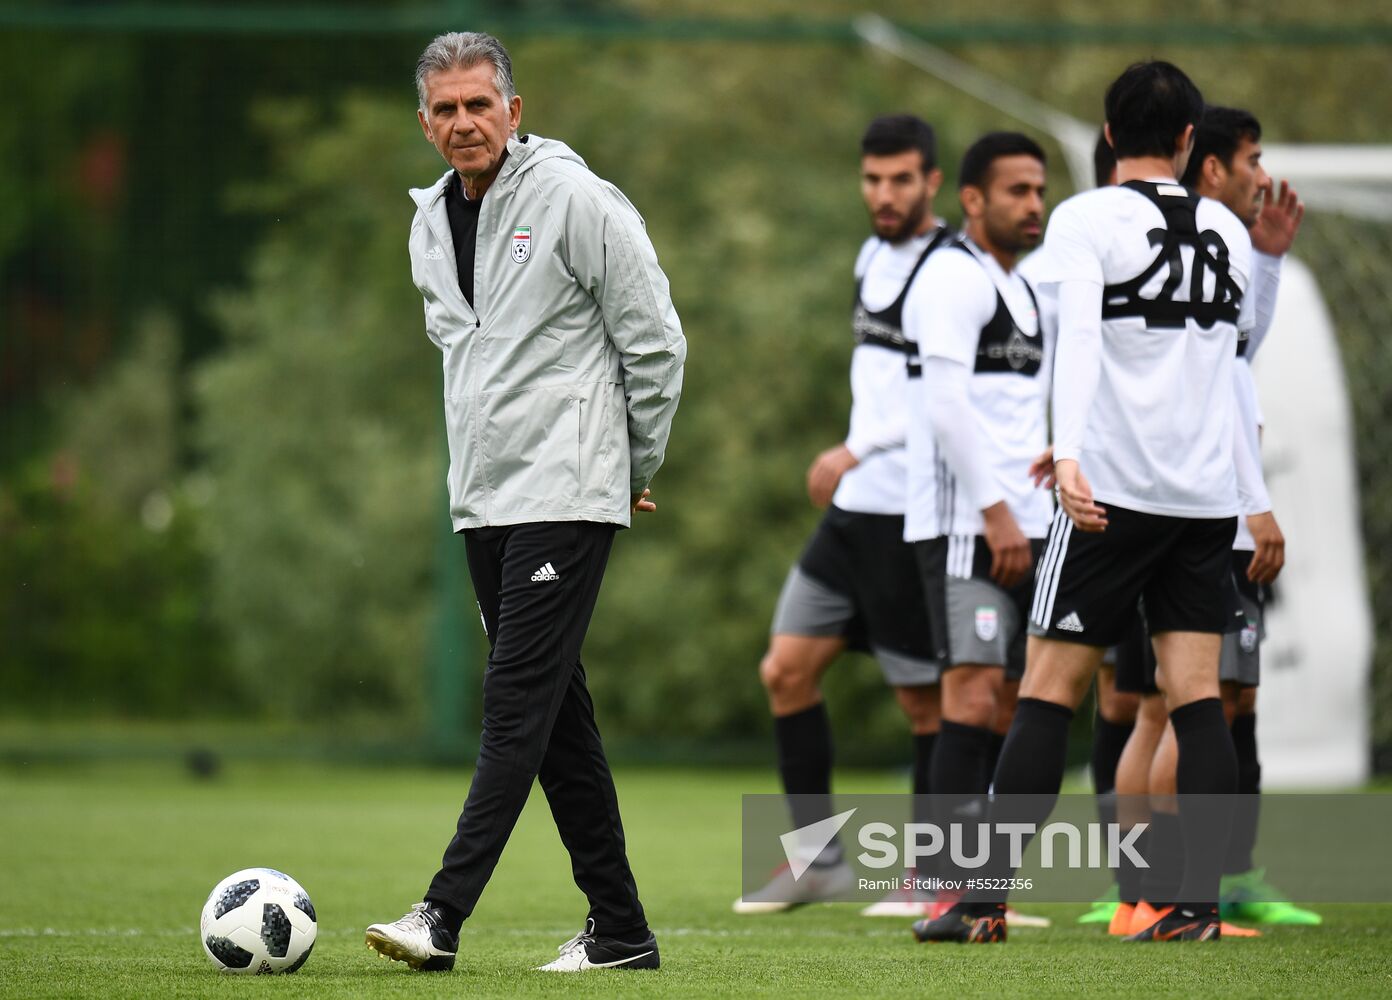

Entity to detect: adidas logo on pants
[531,562,560,582]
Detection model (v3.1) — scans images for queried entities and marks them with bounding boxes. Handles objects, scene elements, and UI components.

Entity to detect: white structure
[1250,260,1373,787]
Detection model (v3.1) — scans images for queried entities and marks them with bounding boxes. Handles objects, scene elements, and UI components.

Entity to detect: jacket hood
[409,134,587,210]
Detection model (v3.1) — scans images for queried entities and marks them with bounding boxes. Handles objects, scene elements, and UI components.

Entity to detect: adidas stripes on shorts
[1028,503,1239,648]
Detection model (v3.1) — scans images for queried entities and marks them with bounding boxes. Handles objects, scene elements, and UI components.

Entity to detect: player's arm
[1240,252,1283,363]
[1028,280,1060,489]
[807,363,905,507]
[808,351,908,506]
[1033,200,1107,531]
[1233,362,1284,583]
[923,357,1030,586]
[807,443,859,508]
[914,254,1030,586]
[843,355,909,460]
[1049,279,1108,532]
[807,241,890,507]
[1244,181,1301,361]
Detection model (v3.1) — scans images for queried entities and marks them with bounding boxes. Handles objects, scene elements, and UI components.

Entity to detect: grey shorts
[1221,552,1264,686]
[771,565,941,686]
[914,535,1046,680]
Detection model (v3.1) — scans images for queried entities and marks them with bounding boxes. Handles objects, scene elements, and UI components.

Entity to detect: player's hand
[631,489,656,514]
[806,444,860,508]
[1029,446,1056,489]
[1249,180,1304,257]
[982,501,1032,588]
[1055,459,1107,532]
[1245,510,1285,584]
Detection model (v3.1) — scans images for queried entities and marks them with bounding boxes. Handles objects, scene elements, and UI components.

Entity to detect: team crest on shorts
[1239,620,1259,653]
[511,226,531,263]
[975,606,999,642]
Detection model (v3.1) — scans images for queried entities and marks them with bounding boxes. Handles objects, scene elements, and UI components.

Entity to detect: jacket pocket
[576,380,624,503]
[479,383,581,509]
[443,395,483,521]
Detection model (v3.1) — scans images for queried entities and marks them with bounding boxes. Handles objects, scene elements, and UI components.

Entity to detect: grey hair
[415,31,516,111]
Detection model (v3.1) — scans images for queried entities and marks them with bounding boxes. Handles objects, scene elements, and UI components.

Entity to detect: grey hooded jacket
[409,135,686,530]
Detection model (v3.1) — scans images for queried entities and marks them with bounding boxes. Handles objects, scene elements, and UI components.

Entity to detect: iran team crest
[511,226,531,263]
[974,606,999,642]
[1239,620,1259,653]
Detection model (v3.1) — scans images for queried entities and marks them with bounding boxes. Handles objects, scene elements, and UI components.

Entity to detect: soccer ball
[200,868,317,974]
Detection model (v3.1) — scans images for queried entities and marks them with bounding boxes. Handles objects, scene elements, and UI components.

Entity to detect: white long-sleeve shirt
[904,240,1054,541]
[1232,251,1283,550]
[833,231,944,515]
[1033,182,1253,518]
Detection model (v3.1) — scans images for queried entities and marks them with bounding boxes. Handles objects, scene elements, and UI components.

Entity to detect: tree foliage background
[3,1,1391,760]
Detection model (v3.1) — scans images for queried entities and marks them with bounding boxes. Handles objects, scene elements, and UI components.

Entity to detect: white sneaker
[732,859,857,914]
[860,873,936,917]
[1004,907,1051,928]
[364,902,459,971]
[535,918,660,971]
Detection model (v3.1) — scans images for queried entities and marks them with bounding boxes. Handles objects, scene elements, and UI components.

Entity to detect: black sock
[426,899,465,936]
[932,721,995,882]
[1117,826,1149,905]
[913,732,937,794]
[1140,811,1183,908]
[1091,712,1134,796]
[987,731,1005,785]
[775,703,838,860]
[1092,712,1132,898]
[931,721,995,795]
[1171,697,1238,907]
[912,731,940,878]
[992,698,1074,798]
[1225,711,1261,875]
[969,698,1074,893]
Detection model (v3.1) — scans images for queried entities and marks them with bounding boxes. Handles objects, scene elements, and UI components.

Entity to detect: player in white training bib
[740,115,947,918]
[916,60,1251,946]
[902,135,1053,913]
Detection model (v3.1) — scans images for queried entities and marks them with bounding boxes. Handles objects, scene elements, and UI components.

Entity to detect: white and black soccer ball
[200,868,317,974]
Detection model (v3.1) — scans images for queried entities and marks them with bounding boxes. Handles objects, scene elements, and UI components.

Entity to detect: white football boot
[535,918,660,972]
[364,902,458,971]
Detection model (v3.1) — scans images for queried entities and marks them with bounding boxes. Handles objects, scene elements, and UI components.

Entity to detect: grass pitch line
[0,924,917,941]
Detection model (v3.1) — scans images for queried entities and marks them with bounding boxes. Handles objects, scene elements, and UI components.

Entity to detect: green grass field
[3,760,1390,998]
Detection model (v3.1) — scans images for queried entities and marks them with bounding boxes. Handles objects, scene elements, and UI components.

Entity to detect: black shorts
[1113,609,1159,695]
[1113,551,1252,695]
[771,506,938,683]
[1029,503,1239,648]
[915,535,1046,679]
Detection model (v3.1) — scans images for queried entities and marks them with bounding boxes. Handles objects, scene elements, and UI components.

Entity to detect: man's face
[968,154,1047,256]
[417,62,522,182]
[861,150,941,243]
[1209,137,1271,227]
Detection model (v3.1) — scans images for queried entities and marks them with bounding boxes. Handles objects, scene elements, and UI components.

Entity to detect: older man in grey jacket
[365,32,684,974]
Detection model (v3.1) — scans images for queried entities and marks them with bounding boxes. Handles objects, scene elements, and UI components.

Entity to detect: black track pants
[425,521,647,938]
